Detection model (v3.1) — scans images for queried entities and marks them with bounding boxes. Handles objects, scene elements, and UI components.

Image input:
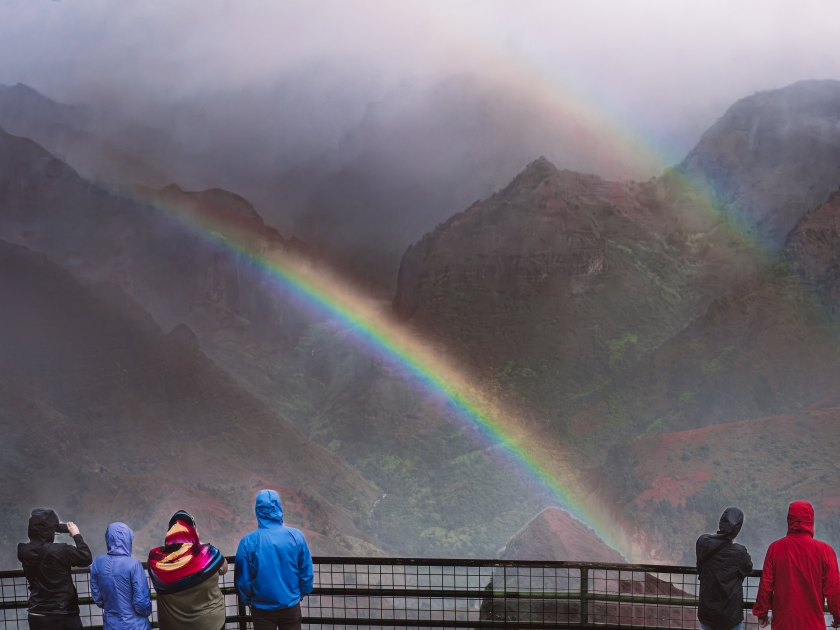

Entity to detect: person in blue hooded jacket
[235,489,314,630]
[90,523,152,630]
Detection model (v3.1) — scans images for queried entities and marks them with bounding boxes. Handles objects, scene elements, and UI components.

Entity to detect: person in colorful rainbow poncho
[148,511,228,630]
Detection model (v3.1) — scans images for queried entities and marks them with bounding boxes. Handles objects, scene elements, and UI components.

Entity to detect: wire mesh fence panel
[478,564,582,627]
[0,574,29,630]
[72,569,103,629]
[304,561,495,629]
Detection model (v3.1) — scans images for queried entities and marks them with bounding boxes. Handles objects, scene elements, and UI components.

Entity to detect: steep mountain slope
[565,264,840,460]
[0,127,545,559]
[576,186,840,562]
[598,406,840,565]
[680,80,840,250]
[501,508,625,562]
[392,153,840,562]
[784,186,840,308]
[0,240,382,566]
[394,157,763,411]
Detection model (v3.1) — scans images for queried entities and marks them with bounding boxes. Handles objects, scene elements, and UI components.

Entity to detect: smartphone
[56,523,70,534]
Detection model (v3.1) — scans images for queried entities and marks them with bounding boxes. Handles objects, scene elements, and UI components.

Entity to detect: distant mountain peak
[501,507,625,562]
[166,322,199,349]
[6,82,47,95]
[519,155,559,179]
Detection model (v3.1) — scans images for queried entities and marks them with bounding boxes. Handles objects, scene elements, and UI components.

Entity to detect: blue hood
[105,522,134,556]
[255,489,284,528]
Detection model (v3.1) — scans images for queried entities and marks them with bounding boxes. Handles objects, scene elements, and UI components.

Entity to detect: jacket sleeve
[63,535,93,568]
[739,549,754,578]
[131,560,153,617]
[90,559,104,609]
[752,547,775,620]
[695,537,702,577]
[298,534,314,596]
[822,544,840,621]
[235,537,254,606]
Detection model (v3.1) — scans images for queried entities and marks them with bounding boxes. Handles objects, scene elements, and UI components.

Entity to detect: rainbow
[129,20,777,560]
[135,187,638,558]
[132,64,774,562]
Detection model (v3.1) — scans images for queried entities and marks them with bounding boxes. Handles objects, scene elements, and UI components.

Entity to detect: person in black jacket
[696,506,753,630]
[17,508,93,630]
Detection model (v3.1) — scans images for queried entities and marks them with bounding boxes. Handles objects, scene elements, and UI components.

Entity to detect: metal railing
[0,557,779,630]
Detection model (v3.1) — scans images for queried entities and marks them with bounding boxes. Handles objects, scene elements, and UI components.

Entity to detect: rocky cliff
[680,80,840,251]
[784,186,840,307]
[394,157,762,410]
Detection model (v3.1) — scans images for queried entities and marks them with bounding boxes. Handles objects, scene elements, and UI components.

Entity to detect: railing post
[580,566,589,627]
[238,595,247,630]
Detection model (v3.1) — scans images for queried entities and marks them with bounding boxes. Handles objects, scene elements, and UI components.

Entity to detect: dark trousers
[27,614,83,630]
[251,603,302,630]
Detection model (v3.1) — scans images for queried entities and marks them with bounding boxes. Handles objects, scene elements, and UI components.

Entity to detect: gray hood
[714,506,744,540]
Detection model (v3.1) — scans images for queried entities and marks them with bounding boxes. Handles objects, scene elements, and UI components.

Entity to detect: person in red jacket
[753,500,840,629]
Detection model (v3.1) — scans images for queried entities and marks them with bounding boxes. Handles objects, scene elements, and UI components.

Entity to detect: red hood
[787,500,815,536]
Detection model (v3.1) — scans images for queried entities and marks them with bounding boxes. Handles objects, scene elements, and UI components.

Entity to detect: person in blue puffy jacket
[235,489,314,630]
[90,523,152,630]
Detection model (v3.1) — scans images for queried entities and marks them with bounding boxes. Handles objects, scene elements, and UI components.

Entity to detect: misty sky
[2,0,840,168]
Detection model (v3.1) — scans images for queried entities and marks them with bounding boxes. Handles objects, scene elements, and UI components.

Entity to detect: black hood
[168,510,197,529]
[27,508,59,543]
[715,506,744,540]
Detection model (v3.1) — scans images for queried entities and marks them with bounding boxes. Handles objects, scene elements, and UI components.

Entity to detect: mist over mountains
[0,75,658,290]
[680,80,840,252]
[3,76,840,568]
